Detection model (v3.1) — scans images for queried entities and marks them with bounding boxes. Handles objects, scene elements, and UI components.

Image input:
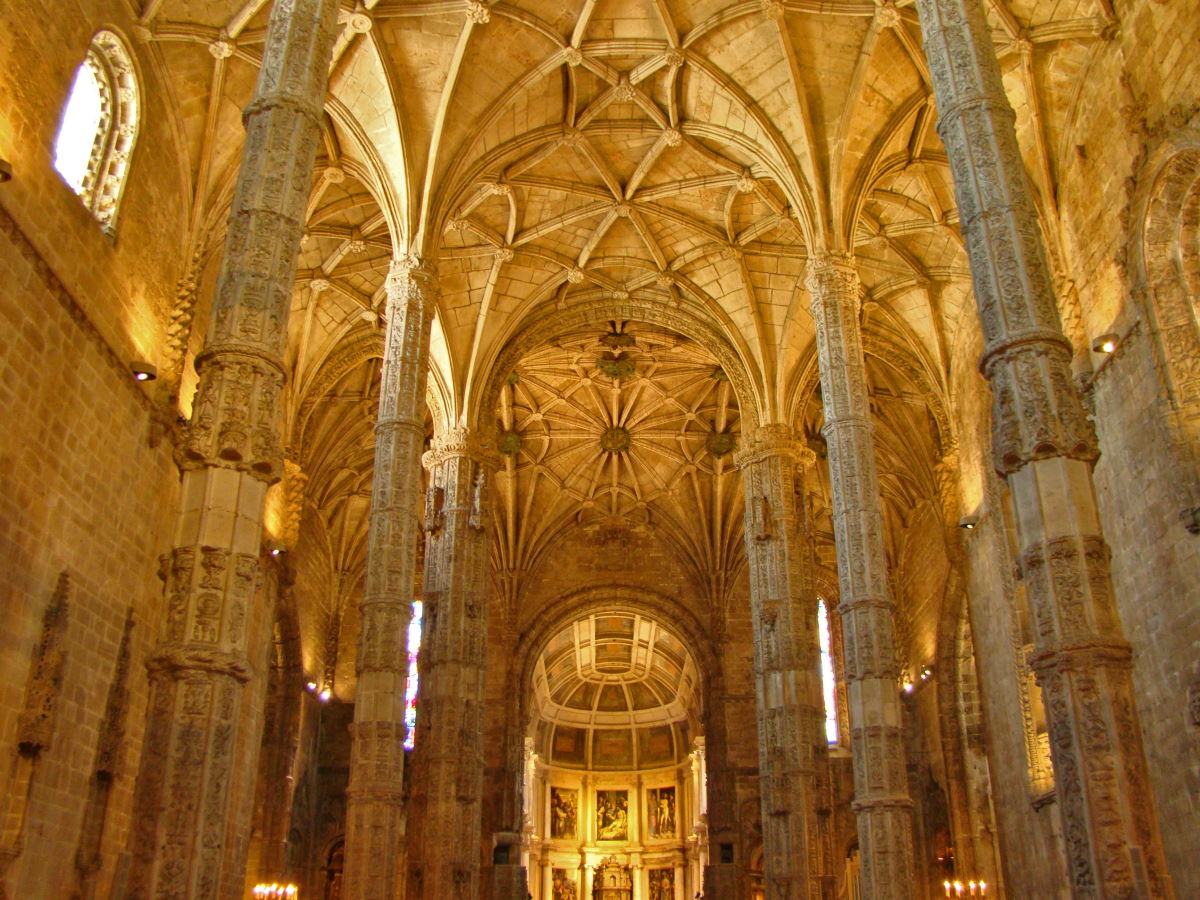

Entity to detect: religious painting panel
[596,789,629,841]
[646,786,676,838]
[550,787,577,839]
[648,867,674,900]
[552,868,577,900]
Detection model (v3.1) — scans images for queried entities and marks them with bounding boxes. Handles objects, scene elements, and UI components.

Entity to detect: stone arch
[291,331,384,461]
[1141,147,1200,406]
[290,330,447,462]
[509,584,720,720]
[496,586,720,872]
[1131,131,1200,530]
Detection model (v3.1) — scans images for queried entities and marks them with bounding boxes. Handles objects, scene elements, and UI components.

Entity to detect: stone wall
[1049,3,1200,893]
[0,2,199,897]
[0,210,179,896]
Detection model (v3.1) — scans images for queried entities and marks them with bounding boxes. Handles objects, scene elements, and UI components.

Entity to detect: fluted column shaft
[914,1,1174,895]
[406,429,496,899]
[736,426,824,900]
[125,3,338,897]
[806,255,914,900]
[343,258,437,900]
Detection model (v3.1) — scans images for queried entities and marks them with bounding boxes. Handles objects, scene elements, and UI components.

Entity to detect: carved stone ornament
[601,426,632,453]
[18,572,70,755]
[466,0,491,25]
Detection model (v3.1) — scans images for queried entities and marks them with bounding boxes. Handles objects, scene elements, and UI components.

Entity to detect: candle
[251,885,299,900]
[954,881,964,898]
[943,881,952,898]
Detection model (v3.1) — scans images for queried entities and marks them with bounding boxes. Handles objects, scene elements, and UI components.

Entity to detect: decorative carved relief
[17,572,71,755]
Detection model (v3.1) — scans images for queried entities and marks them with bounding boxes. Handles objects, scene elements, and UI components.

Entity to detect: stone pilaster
[124,2,339,896]
[735,426,823,900]
[406,428,498,898]
[342,256,438,900]
[806,254,915,900]
[915,1,1174,895]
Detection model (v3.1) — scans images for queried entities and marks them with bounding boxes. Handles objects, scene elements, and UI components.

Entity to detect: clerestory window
[818,598,839,744]
[54,31,139,233]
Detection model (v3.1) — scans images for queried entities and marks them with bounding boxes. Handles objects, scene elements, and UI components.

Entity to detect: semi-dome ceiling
[532,612,701,770]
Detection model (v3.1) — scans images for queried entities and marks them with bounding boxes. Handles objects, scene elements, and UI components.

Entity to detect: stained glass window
[404,600,423,750]
[817,598,838,744]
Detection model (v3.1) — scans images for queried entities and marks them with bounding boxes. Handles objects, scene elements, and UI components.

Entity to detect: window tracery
[54,30,139,232]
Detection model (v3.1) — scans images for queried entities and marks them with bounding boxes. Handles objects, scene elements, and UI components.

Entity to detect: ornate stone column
[735,426,823,900]
[406,428,498,898]
[806,254,915,900]
[342,256,437,900]
[914,1,1174,895]
[124,2,339,897]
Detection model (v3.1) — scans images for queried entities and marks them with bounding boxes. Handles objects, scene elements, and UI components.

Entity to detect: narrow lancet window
[404,600,423,749]
[818,598,838,744]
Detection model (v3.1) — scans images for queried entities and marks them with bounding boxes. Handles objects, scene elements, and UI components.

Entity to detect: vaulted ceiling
[130,0,1116,690]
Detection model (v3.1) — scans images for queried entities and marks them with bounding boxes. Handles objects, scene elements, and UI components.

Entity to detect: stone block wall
[0,210,179,897]
[1089,328,1200,897]
[0,2,195,897]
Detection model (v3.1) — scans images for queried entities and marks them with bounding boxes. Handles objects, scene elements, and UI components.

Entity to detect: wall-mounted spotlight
[958,514,980,530]
[1091,332,1119,354]
[0,159,12,183]
[265,540,286,558]
[130,360,157,382]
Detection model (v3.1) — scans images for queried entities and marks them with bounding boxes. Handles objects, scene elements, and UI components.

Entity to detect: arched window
[54,31,139,232]
[403,599,423,749]
[817,598,838,744]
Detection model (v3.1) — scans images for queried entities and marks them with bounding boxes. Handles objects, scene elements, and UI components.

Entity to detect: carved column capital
[804,252,860,307]
[388,253,439,298]
[423,427,501,471]
[733,424,810,469]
